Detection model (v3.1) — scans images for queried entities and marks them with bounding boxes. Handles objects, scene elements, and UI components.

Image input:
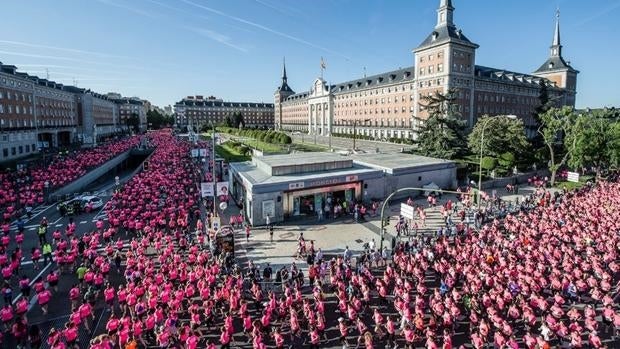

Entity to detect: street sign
[191,149,199,158]
[199,148,207,157]
[400,203,415,220]
[212,216,221,230]
[567,171,580,183]
[200,182,214,197]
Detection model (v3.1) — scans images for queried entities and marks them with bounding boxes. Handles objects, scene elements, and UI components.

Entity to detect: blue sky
[1,0,618,109]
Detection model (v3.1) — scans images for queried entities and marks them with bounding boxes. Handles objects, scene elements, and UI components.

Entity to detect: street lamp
[353,119,371,151]
[476,115,516,208]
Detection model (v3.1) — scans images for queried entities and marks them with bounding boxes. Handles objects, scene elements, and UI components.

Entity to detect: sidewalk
[229,184,552,275]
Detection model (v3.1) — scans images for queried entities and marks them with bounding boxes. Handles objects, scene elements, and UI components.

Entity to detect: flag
[320,57,326,70]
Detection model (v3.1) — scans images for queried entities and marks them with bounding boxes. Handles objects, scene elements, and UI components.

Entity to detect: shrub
[480,156,497,171]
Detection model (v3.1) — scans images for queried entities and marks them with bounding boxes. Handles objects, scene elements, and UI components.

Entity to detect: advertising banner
[200,182,214,197]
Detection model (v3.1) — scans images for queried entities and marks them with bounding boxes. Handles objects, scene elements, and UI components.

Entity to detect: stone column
[325,103,331,135]
[308,104,312,134]
[312,105,317,134]
[318,104,324,135]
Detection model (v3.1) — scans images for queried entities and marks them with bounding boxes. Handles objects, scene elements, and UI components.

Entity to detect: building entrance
[284,182,360,218]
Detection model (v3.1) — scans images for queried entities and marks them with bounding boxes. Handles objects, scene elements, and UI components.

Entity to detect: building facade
[1,62,82,161]
[174,95,274,129]
[275,0,578,140]
[113,97,147,133]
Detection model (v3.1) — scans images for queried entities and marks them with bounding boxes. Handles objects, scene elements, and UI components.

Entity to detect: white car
[292,131,302,135]
[81,195,104,210]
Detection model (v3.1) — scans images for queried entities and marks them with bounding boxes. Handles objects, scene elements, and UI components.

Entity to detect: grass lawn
[215,144,250,162]
[290,142,328,152]
[554,175,594,191]
[241,139,283,153]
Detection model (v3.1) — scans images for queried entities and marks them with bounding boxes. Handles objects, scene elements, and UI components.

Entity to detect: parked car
[81,195,104,210]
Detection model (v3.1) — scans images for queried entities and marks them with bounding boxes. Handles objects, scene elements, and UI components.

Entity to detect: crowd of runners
[0,136,141,223]
[0,129,618,348]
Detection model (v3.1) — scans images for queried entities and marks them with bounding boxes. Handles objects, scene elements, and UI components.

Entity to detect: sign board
[212,216,221,231]
[288,182,305,190]
[191,149,199,158]
[199,148,207,157]
[201,182,214,197]
[262,200,275,219]
[216,182,229,196]
[567,171,580,183]
[400,203,415,220]
[345,175,359,182]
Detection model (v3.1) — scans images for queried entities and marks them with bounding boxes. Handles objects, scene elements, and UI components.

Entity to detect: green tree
[147,110,173,129]
[567,109,620,176]
[467,115,529,160]
[233,112,245,129]
[538,106,577,185]
[126,113,140,133]
[415,89,467,159]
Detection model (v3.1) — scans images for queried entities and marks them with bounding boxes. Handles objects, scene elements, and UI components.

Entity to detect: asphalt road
[290,133,413,153]
[3,168,136,346]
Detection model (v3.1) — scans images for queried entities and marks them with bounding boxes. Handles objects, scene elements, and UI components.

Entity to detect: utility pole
[212,122,217,217]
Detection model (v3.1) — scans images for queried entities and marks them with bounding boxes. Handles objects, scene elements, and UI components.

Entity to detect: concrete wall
[363,177,387,201]
[48,150,131,201]
[479,170,550,190]
[247,191,284,226]
[363,166,457,201]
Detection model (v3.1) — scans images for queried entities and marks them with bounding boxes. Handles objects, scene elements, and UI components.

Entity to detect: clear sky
[1,0,618,109]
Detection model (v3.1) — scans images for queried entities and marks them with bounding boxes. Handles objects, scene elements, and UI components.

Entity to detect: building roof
[329,66,414,94]
[417,24,478,51]
[349,152,455,176]
[475,65,561,89]
[276,58,294,94]
[533,55,578,74]
[254,152,352,176]
[176,100,274,108]
[230,157,383,193]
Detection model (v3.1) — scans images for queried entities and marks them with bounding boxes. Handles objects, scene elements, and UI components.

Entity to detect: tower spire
[551,9,562,57]
[282,57,287,82]
[436,0,455,28]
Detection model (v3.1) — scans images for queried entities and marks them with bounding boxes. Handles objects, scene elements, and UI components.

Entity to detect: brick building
[175,95,274,129]
[275,0,578,140]
[1,62,80,161]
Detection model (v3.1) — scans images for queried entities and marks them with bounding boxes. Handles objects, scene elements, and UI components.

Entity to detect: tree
[147,110,174,130]
[415,89,467,159]
[538,106,577,185]
[233,112,245,129]
[567,109,620,176]
[467,115,529,161]
[126,113,140,134]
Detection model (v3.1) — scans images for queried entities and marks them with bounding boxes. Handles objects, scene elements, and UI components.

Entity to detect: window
[429,66,434,74]
[419,67,425,76]
[18,146,23,154]
[2,149,7,158]
[11,147,16,156]
[437,63,443,72]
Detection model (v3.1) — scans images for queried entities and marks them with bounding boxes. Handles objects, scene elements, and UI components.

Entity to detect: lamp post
[211,122,217,217]
[352,119,371,151]
[378,187,472,251]
[476,115,516,209]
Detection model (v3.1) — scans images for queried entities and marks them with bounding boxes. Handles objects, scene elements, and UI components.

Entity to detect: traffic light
[143,161,149,170]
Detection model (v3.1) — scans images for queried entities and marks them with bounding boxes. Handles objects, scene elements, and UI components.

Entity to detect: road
[290,133,413,153]
[3,169,136,347]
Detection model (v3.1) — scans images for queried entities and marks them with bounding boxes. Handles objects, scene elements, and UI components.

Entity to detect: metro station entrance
[284,182,361,218]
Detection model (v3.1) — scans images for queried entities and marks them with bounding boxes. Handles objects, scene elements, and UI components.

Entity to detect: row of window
[334,84,414,100]
[419,64,444,76]
[335,106,414,117]
[336,94,413,108]
[419,51,444,63]
[0,90,32,103]
[1,144,36,159]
